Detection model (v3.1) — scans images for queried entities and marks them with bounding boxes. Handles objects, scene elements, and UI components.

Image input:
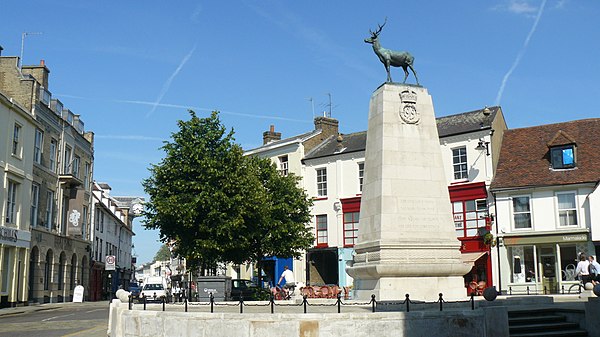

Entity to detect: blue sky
[2,0,598,264]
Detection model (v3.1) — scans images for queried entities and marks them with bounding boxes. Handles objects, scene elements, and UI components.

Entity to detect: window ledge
[313,196,328,201]
[450,179,469,185]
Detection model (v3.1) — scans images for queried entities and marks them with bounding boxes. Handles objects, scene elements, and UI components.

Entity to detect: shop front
[501,231,591,294]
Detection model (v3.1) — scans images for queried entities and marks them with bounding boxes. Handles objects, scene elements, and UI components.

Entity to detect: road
[0,302,109,337]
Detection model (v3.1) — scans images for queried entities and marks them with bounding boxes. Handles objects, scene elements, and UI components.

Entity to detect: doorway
[539,247,557,294]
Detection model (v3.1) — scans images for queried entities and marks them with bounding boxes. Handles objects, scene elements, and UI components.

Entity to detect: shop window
[550,145,575,169]
[560,245,577,281]
[1,248,12,292]
[343,211,359,247]
[453,199,488,238]
[557,192,577,227]
[511,246,536,283]
[452,147,468,180]
[512,196,532,229]
[316,215,328,247]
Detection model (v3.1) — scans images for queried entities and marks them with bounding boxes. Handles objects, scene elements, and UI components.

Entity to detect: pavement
[0,301,109,318]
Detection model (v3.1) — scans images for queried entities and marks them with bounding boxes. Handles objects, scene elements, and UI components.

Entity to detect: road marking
[41,313,75,321]
[84,309,105,314]
[61,323,106,337]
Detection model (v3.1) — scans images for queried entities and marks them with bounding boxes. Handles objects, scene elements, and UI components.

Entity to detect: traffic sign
[105,255,116,271]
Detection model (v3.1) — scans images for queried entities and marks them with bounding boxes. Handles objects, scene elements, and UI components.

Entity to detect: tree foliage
[142,111,314,272]
[153,244,171,262]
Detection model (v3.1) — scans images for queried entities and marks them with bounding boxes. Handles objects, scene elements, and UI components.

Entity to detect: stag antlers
[369,17,387,38]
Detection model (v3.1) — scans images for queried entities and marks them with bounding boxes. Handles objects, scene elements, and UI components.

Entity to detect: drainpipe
[493,192,502,294]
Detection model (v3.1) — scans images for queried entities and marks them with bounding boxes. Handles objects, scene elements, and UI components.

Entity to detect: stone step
[510,329,587,337]
[510,322,580,333]
[509,314,566,325]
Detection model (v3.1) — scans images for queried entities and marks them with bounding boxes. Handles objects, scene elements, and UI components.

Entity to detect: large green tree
[142,111,313,275]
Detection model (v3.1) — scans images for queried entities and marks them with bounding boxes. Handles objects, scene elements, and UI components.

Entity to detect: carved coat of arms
[399,89,420,124]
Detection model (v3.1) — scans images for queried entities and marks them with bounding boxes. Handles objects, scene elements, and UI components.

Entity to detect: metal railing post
[371,294,376,313]
[471,293,475,310]
[405,294,410,312]
[439,293,443,311]
[303,295,307,314]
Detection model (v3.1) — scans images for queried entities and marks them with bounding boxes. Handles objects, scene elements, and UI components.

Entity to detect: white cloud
[508,0,538,14]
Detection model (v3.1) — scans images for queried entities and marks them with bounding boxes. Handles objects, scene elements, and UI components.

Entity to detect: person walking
[588,255,600,286]
[575,254,591,285]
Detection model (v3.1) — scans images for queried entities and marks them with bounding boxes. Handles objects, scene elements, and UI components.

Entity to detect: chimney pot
[270,124,275,132]
[40,59,45,66]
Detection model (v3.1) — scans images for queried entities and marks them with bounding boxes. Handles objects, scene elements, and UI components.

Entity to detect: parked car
[230,279,270,301]
[128,282,140,299]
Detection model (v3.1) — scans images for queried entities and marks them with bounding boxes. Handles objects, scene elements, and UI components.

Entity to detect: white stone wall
[108,300,507,337]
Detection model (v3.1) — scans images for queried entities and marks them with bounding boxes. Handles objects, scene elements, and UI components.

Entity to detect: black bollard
[337,293,341,313]
[405,294,410,312]
[270,294,274,314]
[210,293,214,313]
[471,293,475,310]
[143,296,147,310]
[185,298,188,312]
[162,297,165,311]
[439,293,443,311]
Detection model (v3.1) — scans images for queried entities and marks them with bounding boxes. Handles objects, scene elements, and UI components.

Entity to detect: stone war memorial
[347,20,471,301]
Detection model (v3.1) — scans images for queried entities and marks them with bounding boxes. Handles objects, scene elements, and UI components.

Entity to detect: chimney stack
[0,46,3,56]
[262,124,282,145]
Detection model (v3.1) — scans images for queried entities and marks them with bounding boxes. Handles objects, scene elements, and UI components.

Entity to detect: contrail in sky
[120,99,310,123]
[495,0,547,105]
[146,44,197,118]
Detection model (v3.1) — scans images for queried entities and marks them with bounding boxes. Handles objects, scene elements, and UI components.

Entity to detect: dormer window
[550,145,575,169]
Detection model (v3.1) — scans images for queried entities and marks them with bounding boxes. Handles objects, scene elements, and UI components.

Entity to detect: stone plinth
[346,83,471,301]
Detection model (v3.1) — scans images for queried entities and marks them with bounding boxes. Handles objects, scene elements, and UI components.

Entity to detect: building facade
[89,182,140,300]
[241,116,340,286]
[0,90,35,308]
[0,56,95,304]
[491,119,600,294]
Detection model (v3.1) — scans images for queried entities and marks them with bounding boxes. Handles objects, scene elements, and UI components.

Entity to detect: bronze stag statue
[364,18,420,85]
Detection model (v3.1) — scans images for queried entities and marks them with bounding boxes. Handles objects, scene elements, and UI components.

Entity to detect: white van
[140,276,170,302]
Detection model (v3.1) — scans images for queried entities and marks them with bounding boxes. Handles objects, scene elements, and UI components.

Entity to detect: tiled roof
[303,107,499,160]
[304,132,367,160]
[436,106,498,137]
[491,119,600,190]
